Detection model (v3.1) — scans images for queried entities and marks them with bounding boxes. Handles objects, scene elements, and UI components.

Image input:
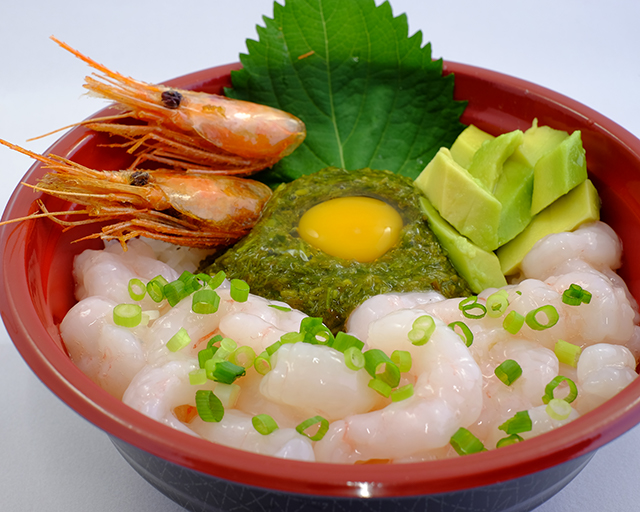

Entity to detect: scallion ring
[368,377,393,398]
[458,296,487,319]
[496,434,524,448]
[546,398,573,421]
[498,410,532,435]
[448,321,473,347]
[363,349,401,387]
[166,327,191,352]
[209,270,226,289]
[391,350,412,373]
[542,376,578,404]
[195,390,224,422]
[229,346,256,369]
[408,315,436,346]
[252,414,279,435]
[146,275,168,302]
[254,352,271,375]
[554,339,582,367]
[450,427,486,456]
[494,359,522,386]
[296,416,329,441]
[503,310,525,334]
[192,289,221,315]
[390,383,414,402]
[343,346,365,371]
[230,279,250,302]
[113,303,142,328]
[331,331,365,353]
[486,290,509,318]
[525,305,559,331]
[128,278,146,301]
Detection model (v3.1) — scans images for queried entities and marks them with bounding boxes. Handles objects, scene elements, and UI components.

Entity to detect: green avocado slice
[497,179,601,275]
[419,197,507,293]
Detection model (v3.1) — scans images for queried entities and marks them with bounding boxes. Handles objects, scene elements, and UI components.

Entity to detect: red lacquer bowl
[2,62,640,512]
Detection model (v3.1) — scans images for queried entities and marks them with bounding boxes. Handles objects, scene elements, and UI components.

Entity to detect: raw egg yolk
[298,196,403,262]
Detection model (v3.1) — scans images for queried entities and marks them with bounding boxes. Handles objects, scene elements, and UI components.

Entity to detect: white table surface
[1,1,640,510]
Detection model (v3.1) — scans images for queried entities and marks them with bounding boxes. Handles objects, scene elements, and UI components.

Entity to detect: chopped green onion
[188,368,207,386]
[448,321,474,347]
[368,377,393,397]
[164,280,188,307]
[128,278,146,301]
[195,390,224,422]
[266,340,282,356]
[554,339,582,367]
[390,383,414,402]
[363,349,401,387]
[343,346,365,371]
[503,310,525,334]
[300,317,334,346]
[525,305,559,331]
[229,346,256,368]
[198,346,217,368]
[194,272,212,286]
[496,434,524,448]
[178,270,202,294]
[191,289,221,315]
[546,398,573,420]
[269,304,292,312]
[205,360,246,384]
[391,350,412,373]
[166,327,191,352]
[252,414,279,435]
[495,359,523,386]
[408,315,436,346]
[542,376,578,404]
[220,337,237,353]
[113,303,142,328]
[459,296,487,319]
[562,283,592,306]
[214,383,241,408]
[207,334,223,348]
[296,415,329,441]
[486,290,509,318]
[331,331,364,353]
[230,278,250,302]
[208,270,226,289]
[254,351,271,375]
[280,331,304,344]
[146,275,168,302]
[450,427,486,455]
[498,410,532,435]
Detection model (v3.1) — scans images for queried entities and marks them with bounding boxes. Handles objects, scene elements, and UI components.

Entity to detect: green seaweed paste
[206,167,472,332]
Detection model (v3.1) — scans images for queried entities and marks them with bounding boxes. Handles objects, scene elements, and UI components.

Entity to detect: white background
[1,1,640,510]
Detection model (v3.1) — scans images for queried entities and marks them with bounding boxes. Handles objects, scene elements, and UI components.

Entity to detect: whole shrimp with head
[0,140,272,248]
[49,37,306,173]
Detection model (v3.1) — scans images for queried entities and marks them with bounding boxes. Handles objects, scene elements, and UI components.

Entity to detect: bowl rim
[2,59,640,499]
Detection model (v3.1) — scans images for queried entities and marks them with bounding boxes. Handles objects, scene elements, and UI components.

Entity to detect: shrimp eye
[161,90,183,109]
[130,171,150,187]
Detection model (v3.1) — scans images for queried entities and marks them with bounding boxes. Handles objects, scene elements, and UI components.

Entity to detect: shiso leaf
[227,0,467,184]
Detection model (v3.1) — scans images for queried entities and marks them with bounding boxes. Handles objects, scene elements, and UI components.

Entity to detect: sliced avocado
[419,197,507,293]
[495,158,535,246]
[414,147,502,251]
[511,119,569,168]
[467,130,524,191]
[496,179,601,275]
[450,125,495,169]
[530,130,588,215]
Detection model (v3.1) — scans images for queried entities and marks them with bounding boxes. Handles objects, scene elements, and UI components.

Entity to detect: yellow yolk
[298,196,403,262]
